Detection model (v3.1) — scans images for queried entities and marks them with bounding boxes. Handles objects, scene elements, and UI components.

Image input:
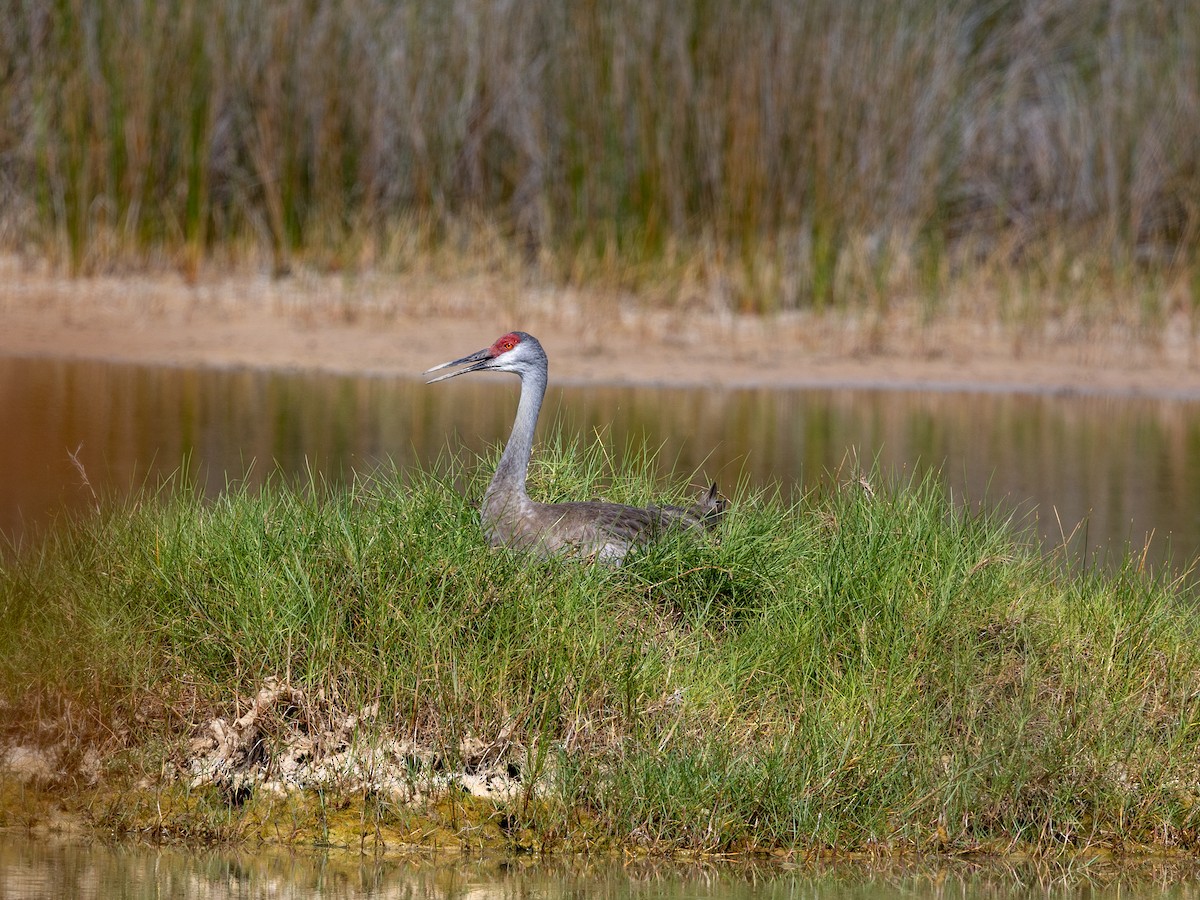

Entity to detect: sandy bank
[3,257,1199,398]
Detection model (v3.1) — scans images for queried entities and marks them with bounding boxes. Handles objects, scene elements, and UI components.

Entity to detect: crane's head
[425,331,546,383]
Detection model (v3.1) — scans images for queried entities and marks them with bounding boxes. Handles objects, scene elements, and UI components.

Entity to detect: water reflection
[2,833,1200,900]
[3,356,1200,571]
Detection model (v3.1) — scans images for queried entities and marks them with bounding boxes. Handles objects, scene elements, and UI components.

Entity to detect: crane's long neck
[487,362,547,503]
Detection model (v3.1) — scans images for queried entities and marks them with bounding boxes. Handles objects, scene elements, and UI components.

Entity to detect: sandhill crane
[426,331,726,562]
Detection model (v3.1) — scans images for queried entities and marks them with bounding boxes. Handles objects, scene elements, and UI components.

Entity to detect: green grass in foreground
[2,438,1199,856]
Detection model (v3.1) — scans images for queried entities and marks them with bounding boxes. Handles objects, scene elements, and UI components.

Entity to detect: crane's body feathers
[427,331,726,563]
[483,485,725,561]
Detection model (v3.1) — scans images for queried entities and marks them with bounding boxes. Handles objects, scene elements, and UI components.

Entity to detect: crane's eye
[500,339,515,351]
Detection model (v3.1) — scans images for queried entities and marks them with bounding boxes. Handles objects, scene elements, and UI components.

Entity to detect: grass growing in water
[2,437,1199,856]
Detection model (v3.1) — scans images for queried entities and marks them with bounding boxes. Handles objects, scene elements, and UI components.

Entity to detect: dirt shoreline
[3,259,1200,398]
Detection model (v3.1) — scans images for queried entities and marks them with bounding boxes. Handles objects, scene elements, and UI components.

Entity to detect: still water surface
[2,833,1200,900]
[4,356,1200,570]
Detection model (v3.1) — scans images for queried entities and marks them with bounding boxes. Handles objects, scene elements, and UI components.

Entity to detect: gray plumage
[426,331,726,562]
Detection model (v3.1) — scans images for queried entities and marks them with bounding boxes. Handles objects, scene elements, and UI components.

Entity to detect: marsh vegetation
[2,439,1198,855]
[1,0,1197,321]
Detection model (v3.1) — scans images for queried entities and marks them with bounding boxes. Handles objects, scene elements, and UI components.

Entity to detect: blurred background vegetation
[1,0,1197,311]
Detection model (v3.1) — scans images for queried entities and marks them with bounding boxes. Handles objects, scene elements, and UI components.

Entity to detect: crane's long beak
[425,348,493,383]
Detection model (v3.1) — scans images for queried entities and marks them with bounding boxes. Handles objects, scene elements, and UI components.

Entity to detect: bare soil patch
[3,256,1199,397]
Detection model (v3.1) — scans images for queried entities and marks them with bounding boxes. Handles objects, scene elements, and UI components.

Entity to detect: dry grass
[0,1,1197,315]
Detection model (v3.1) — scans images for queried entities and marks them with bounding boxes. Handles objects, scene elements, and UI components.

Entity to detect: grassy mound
[2,438,1198,856]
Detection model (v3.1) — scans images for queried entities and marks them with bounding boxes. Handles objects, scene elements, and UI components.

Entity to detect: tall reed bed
[2,440,1198,854]
[1,1,1198,305]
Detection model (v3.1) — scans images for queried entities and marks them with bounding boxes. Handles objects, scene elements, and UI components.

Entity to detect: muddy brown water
[2,831,1199,900]
[4,356,1200,572]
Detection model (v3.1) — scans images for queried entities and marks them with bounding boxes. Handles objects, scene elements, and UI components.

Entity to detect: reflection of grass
[4,1,1198,318]
[3,437,1199,856]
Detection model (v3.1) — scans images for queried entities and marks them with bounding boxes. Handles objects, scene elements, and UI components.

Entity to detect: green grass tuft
[2,435,1199,856]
